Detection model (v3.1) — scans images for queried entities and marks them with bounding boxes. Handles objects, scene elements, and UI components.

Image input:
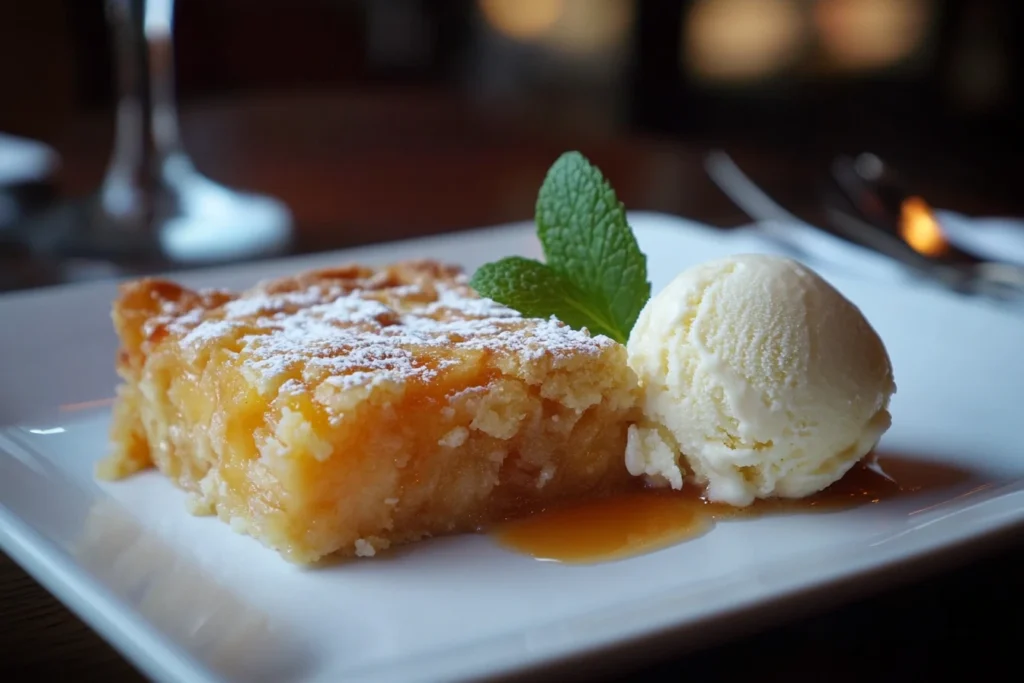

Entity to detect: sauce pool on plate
[493,455,966,563]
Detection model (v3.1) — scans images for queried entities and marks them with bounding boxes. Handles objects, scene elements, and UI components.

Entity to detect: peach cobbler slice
[102,260,639,563]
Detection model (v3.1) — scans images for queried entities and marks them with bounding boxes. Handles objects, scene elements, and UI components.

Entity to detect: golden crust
[104,260,640,563]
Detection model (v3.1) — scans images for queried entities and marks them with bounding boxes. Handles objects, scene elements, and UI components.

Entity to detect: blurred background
[2,3,1024,677]
[0,0,1022,289]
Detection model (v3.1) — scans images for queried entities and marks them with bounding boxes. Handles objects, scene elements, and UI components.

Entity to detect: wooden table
[2,92,1023,681]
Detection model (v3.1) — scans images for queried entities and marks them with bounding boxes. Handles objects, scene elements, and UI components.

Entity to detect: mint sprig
[469,151,650,345]
[471,257,622,341]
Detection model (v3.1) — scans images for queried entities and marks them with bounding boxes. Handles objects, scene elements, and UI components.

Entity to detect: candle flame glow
[899,196,948,257]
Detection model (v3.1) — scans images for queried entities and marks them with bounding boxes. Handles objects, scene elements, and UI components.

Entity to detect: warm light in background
[478,0,564,40]
[479,0,632,55]
[684,0,805,83]
[540,0,633,55]
[814,0,930,70]
[900,196,948,257]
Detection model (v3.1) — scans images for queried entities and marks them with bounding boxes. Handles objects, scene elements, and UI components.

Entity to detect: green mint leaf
[469,257,625,342]
[535,151,650,342]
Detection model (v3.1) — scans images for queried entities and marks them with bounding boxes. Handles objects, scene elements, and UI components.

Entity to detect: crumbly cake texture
[103,260,639,563]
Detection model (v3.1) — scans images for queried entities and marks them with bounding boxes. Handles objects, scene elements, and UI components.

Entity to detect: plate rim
[0,503,220,683]
[6,477,1022,683]
[2,211,1024,682]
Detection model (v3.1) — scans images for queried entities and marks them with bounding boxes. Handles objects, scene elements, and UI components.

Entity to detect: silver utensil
[705,150,1024,302]
[704,150,819,261]
[704,150,911,281]
[826,153,1024,299]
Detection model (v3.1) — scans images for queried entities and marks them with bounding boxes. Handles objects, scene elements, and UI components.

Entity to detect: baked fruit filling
[103,260,639,563]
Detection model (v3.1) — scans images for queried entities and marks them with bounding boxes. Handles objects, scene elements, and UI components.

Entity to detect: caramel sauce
[495,489,715,563]
[494,454,970,564]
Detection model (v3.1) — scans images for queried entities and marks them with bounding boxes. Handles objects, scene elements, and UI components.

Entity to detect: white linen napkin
[935,210,1024,268]
[0,132,58,187]
[0,132,60,227]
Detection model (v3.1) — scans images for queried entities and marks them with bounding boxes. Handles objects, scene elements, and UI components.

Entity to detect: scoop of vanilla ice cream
[626,254,895,506]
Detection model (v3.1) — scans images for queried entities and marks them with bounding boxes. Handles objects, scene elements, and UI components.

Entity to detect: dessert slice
[102,260,639,563]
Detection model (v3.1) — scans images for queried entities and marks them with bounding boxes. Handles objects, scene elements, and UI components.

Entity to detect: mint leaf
[535,151,650,343]
[468,151,651,345]
[469,257,625,341]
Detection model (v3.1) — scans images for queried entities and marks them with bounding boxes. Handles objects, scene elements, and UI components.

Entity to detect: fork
[705,150,1024,303]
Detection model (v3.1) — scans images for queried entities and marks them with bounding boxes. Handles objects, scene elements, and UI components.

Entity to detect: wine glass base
[12,176,294,268]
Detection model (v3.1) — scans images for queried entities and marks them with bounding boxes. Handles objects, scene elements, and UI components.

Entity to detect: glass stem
[101,0,184,223]
[144,0,184,158]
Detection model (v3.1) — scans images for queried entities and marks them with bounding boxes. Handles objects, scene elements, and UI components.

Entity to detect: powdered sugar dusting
[278,378,305,396]
[310,297,394,325]
[181,319,243,347]
[149,262,616,391]
[222,287,334,319]
[420,286,519,319]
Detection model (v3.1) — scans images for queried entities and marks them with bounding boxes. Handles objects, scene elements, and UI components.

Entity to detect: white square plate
[2,213,1024,683]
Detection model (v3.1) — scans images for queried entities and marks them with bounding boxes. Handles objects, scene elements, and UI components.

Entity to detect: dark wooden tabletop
[2,91,1023,682]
